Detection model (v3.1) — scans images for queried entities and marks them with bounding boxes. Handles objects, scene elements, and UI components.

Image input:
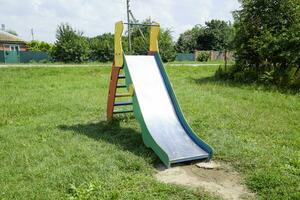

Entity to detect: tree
[197,20,234,51]
[198,20,234,67]
[128,19,176,62]
[27,40,53,52]
[176,20,234,52]
[223,0,300,88]
[51,23,89,63]
[88,33,114,62]
[159,29,176,62]
[176,26,203,53]
[85,19,176,63]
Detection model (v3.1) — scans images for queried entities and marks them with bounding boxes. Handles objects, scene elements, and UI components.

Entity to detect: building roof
[0,30,26,43]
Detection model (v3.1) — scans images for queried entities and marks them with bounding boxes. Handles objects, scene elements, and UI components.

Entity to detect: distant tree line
[48,19,177,63]
[47,19,233,64]
[27,19,234,64]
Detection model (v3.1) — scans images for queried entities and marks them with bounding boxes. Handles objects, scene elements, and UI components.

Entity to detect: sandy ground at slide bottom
[155,161,256,200]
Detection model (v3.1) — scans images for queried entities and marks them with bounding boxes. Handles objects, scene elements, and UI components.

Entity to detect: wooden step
[117,84,127,88]
[115,93,131,98]
[113,109,133,114]
[114,101,133,106]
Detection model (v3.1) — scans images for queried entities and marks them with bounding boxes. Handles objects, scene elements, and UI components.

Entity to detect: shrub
[27,41,53,53]
[197,52,210,62]
[51,23,89,63]
[88,33,114,62]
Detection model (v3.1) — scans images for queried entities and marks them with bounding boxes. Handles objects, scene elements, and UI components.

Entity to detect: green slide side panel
[154,53,214,159]
[123,55,170,167]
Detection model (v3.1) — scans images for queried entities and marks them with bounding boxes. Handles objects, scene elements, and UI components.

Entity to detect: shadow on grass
[58,119,159,164]
[192,76,299,95]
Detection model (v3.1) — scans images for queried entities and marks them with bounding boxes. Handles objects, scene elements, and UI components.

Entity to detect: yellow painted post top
[149,23,160,53]
[114,21,124,67]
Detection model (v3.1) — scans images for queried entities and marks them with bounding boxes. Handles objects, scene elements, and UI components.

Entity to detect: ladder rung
[114,101,133,106]
[117,84,127,88]
[118,75,126,79]
[113,109,133,114]
[115,93,131,97]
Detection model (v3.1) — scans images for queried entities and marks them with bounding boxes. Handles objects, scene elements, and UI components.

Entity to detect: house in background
[0,26,50,64]
[0,30,28,63]
[0,30,27,51]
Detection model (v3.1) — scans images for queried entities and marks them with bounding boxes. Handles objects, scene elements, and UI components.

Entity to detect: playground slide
[123,53,213,167]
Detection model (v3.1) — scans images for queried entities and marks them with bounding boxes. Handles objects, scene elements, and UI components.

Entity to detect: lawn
[0,65,299,199]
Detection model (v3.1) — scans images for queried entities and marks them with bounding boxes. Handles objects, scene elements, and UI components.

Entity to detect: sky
[0,0,240,43]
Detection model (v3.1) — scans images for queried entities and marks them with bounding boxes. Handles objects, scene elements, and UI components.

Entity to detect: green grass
[0,65,299,199]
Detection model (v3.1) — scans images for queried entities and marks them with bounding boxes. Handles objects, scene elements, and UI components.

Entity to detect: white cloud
[0,0,240,42]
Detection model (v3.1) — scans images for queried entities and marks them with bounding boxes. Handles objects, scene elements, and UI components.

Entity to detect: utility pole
[31,28,35,41]
[126,0,132,52]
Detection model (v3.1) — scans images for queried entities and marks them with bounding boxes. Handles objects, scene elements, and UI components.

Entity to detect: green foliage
[197,52,210,62]
[128,19,176,62]
[176,26,203,53]
[202,20,234,51]
[51,23,89,63]
[158,29,177,62]
[176,20,234,52]
[223,0,300,89]
[26,40,53,52]
[49,20,175,63]
[66,175,216,200]
[88,33,114,62]
[259,70,275,84]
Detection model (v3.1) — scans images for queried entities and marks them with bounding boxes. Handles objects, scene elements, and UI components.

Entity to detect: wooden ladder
[106,62,133,121]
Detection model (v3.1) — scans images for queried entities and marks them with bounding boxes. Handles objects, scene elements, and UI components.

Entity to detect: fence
[176,51,234,61]
[20,51,49,63]
[175,53,195,61]
[196,51,234,61]
[0,51,4,63]
[0,51,50,64]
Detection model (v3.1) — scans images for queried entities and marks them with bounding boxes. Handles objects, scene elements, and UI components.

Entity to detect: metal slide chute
[107,21,213,167]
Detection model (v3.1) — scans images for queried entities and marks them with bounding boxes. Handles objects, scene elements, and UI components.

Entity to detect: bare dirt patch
[155,161,255,200]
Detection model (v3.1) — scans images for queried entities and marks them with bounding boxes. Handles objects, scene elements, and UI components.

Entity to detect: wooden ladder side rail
[149,23,160,54]
[107,21,124,121]
[107,63,121,121]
